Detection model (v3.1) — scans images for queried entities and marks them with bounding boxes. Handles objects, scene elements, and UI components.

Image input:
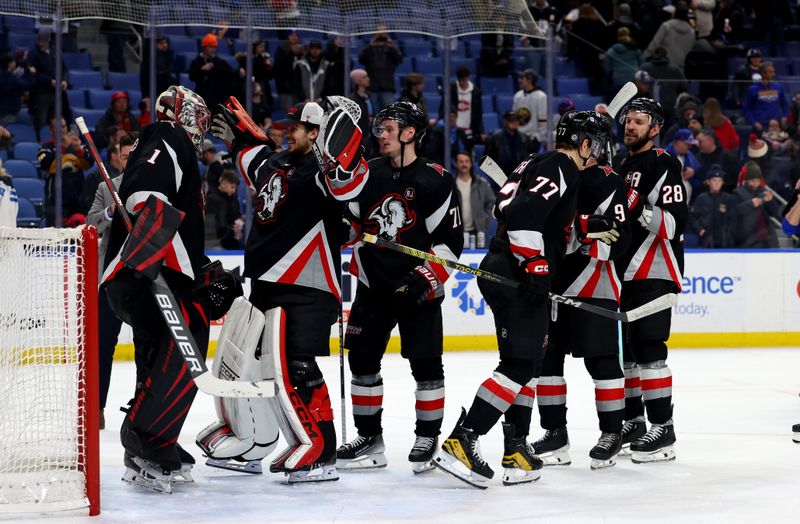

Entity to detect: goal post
[0,225,100,517]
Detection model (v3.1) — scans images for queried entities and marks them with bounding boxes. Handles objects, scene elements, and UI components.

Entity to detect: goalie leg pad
[196,297,280,465]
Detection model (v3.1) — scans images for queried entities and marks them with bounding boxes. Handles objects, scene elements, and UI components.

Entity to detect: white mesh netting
[0,226,94,515]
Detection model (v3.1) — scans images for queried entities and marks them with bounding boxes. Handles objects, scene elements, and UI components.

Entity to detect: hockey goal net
[0,226,100,516]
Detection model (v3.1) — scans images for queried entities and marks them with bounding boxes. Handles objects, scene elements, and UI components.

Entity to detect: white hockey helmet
[155,85,211,155]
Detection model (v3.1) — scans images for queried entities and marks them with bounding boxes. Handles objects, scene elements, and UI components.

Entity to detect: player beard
[623,130,651,153]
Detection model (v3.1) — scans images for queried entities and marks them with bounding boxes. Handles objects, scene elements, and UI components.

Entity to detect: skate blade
[206,458,263,474]
[536,448,571,467]
[122,468,172,494]
[433,453,490,489]
[793,433,800,444]
[336,453,388,470]
[502,467,542,486]
[172,465,194,483]
[590,457,618,470]
[411,460,435,474]
[287,464,339,483]
[618,444,633,457]
[631,446,676,464]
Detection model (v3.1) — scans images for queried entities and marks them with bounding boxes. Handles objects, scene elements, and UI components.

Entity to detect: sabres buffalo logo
[255,171,287,223]
[366,194,415,241]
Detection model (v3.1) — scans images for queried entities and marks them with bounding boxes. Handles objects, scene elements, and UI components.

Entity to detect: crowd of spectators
[1,1,799,248]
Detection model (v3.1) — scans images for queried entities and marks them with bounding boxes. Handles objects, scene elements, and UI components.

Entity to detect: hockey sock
[289,359,336,463]
[350,373,383,437]
[463,359,534,435]
[639,361,673,424]
[623,361,644,420]
[537,376,567,429]
[504,378,536,438]
[410,357,444,437]
[586,355,625,433]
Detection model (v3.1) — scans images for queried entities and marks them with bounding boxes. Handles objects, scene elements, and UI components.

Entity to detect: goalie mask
[156,85,211,155]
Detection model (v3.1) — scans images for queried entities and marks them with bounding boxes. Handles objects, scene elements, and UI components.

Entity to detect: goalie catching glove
[576,214,621,245]
[315,96,369,198]
[211,96,276,153]
[193,260,244,321]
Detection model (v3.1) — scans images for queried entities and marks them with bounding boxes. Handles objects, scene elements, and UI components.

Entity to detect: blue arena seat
[80,109,106,129]
[69,71,103,90]
[67,89,87,109]
[5,123,36,143]
[106,72,139,91]
[480,76,513,95]
[4,159,39,179]
[63,52,93,71]
[414,57,443,76]
[481,94,494,112]
[168,36,199,55]
[6,31,36,51]
[572,95,603,111]
[16,197,42,228]
[161,26,187,37]
[87,89,114,110]
[482,112,499,133]
[556,77,590,96]
[2,15,36,31]
[494,94,514,113]
[403,41,434,58]
[12,142,41,163]
[12,178,44,213]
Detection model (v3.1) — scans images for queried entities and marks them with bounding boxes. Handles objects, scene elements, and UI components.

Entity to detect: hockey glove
[212,96,276,153]
[518,256,550,306]
[637,204,654,228]
[194,261,244,321]
[394,265,439,307]
[576,214,621,245]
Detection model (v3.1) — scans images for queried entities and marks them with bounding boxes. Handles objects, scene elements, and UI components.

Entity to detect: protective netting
[0,0,543,38]
[0,226,94,515]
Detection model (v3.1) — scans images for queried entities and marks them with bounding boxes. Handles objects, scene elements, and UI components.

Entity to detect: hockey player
[434,111,603,488]
[531,115,632,470]
[336,100,463,473]
[613,98,687,463]
[202,98,368,483]
[102,85,241,493]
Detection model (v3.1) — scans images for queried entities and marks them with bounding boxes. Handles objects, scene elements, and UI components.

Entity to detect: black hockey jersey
[236,144,368,300]
[347,156,463,296]
[553,164,631,302]
[613,147,687,289]
[493,151,580,274]
[102,122,205,284]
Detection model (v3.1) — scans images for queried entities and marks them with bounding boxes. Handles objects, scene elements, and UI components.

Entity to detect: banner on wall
[116,250,800,351]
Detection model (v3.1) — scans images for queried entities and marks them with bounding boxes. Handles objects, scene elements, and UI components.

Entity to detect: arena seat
[69,71,103,90]
[12,143,40,164]
[4,159,38,179]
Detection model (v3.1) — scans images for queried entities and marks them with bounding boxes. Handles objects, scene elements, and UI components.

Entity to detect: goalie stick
[76,116,275,399]
[361,233,676,323]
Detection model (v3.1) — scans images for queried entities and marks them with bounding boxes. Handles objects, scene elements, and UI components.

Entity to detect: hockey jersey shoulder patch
[426,162,445,176]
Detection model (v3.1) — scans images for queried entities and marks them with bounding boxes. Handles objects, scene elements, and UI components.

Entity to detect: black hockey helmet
[619,97,664,127]
[556,110,611,160]
[372,100,427,144]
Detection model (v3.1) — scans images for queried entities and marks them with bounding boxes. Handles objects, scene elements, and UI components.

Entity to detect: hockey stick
[338,272,347,443]
[604,81,638,161]
[76,117,275,399]
[362,233,677,322]
[479,155,509,187]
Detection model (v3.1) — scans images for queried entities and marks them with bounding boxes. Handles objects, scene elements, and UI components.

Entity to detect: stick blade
[479,155,509,187]
[623,293,678,322]
[606,82,638,119]
[194,372,277,398]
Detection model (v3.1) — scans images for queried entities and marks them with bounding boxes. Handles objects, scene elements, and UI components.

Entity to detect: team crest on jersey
[366,194,415,241]
[601,165,614,176]
[254,171,287,223]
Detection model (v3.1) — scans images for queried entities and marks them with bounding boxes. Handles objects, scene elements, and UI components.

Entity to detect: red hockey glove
[212,96,276,153]
[394,265,439,306]
[576,214,621,245]
[518,256,550,306]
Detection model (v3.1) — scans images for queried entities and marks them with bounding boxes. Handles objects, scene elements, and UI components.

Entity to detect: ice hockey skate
[434,408,494,489]
[793,423,800,444]
[631,421,676,464]
[173,443,196,482]
[286,459,339,484]
[408,435,437,474]
[122,452,174,494]
[336,434,387,470]
[501,423,543,486]
[619,416,646,456]
[589,432,622,470]
[532,426,571,466]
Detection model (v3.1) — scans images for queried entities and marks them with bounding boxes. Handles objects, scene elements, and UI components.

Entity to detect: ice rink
[11,347,800,524]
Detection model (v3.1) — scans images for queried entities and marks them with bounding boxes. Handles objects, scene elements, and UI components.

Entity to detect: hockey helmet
[155,85,211,155]
[619,97,664,127]
[556,110,611,160]
[372,100,427,144]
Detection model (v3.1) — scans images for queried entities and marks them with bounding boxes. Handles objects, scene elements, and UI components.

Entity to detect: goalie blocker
[197,299,338,483]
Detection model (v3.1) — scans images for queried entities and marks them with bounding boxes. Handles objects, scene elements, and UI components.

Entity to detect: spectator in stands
[293,39,329,102]
[483,110,534,190]
[743,62,789,132]
[95,92,141,151]
[689,165,736,248]
[201,138,227,199]
[478,32,514,78]
[0,126,12,153]
[103,125,126,156]
[644,4,696,72]
[512,68,547,149]
[749,1,792,53]
[324,36,347,97]
[349,69,377,159]
[29,29,69,141]
[603,27,643,98]
[0,158,16,227]
[730,161,780,248]
[633,69,654,98]
[359,31,404,112]
[0,53,33,124]
[712,0,747,44]
[440,66,485,145]
[249,40,275,110]
[607,3,643,49]
[398,72,432,125]
[81,132,134,217]
[666,129,702,201]
[663,99,699,143]
[529,0,561,25]
[205,168,244,250]
[567,3,608,94]
[453,151,495,249]
[37,117,92,227]
[423,109,473,167]
[250,81,273,129]
[139,36,177,101]
[692,0,716,39]
[780,178,800,236]
[763,118,791,153]
[189,33,238,111]
[696,128,741,192]
[268,126,284,152]
[733,48,762,109]
[641,46,687,128]
[702,97,740,153]
[102,20,129,73]
[274,31,303,111]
